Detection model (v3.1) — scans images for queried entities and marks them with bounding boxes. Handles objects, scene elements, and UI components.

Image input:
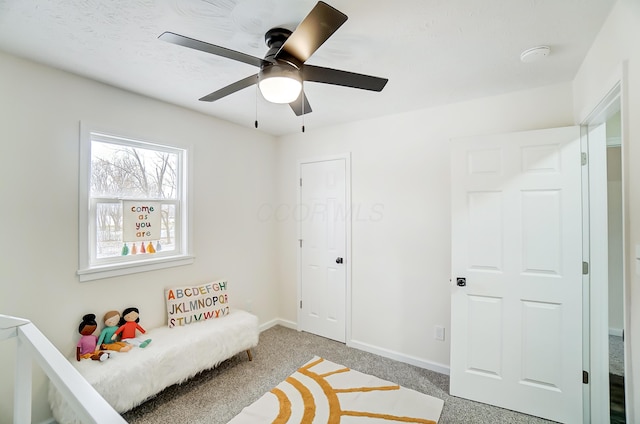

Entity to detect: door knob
[456,277,466,287]
[336,257,343,264]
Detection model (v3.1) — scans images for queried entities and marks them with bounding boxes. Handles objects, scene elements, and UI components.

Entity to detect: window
[78,124,192,281]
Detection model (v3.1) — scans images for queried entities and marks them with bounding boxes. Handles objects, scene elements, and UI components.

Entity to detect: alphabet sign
[122,200,162,242]
[165,281,230,328]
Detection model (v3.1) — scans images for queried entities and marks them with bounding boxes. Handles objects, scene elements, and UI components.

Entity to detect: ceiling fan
[159,1,388,116]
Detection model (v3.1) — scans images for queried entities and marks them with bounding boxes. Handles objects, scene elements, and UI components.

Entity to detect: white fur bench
[48,309,259,423]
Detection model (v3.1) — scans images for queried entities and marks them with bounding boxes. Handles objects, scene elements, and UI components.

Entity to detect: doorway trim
[296,153,352,343]
[580,63,630,422]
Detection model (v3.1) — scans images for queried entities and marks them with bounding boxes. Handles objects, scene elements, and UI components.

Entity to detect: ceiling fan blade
[159,32,265,68]
[199,74,258,102]
[289,91,312,116]
[276,1,347,65]
[303,65,388,91]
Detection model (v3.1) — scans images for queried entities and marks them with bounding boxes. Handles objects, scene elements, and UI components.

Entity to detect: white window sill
[77,255,195,282]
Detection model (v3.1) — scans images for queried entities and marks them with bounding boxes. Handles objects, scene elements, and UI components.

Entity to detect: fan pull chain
[254,81,259,129]
[301,83,305,133]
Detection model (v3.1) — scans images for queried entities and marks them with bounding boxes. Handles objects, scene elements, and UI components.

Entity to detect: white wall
[275,82,574,370]
[573,0,640,420]
[0,52,279,423]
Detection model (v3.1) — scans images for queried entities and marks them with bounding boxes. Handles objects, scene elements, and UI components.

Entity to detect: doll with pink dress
[76,314,110,361]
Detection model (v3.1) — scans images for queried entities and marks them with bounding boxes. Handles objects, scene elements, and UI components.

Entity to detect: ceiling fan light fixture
[258,64,302,104]
[160,2,387,116]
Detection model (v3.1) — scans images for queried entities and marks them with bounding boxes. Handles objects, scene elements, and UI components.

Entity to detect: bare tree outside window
[90,141,180,259]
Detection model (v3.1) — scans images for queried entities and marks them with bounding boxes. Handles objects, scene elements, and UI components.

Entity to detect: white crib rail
[0,314,126,424]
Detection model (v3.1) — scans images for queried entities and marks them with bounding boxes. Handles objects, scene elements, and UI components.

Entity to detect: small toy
[97,310,133,352]
[76,314,110,362]
[112,307,152,348]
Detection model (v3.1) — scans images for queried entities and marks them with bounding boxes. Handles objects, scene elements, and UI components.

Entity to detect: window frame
[78,122,193,282]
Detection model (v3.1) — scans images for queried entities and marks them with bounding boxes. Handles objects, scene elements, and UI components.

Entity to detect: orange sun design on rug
[228,356,444,424]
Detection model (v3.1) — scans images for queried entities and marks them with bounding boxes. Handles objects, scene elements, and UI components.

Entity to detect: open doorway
[582,84,627,423]
[605,111,625,423]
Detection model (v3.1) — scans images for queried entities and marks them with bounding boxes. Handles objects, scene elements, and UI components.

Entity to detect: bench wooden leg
[246,349,253,361]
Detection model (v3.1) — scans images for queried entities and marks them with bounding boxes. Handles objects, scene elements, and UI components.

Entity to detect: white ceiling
[0,0,616,136]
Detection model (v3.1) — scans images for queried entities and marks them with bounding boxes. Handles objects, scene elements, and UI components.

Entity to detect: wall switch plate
[434,325,445,341]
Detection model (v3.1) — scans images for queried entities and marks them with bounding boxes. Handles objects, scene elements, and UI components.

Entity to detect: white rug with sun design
[228,356,444,423]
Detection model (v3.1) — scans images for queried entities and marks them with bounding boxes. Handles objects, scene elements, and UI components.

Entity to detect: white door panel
[586,122,611,422]
[299,158,347,342]
[450,126,583,423]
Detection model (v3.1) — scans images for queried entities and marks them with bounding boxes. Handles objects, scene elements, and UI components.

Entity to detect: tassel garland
[121,241,161,255]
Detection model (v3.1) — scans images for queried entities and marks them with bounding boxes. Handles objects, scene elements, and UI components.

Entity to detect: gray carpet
[609,334,624,376]
[123,325,555,424]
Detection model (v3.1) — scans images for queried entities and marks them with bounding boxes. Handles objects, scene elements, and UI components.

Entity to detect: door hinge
[581,152,588,166]
[300,178,302,187]
[583,370,589,384]
[299,239,303,248]
[300,300,302,309]
[582,261,589,275]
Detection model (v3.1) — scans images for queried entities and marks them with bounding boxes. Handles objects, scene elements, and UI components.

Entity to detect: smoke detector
[520,46,551,63]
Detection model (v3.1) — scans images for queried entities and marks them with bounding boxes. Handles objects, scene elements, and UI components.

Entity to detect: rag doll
[76,314,110,362]
[112,307,152,348]
[97,310,133,352]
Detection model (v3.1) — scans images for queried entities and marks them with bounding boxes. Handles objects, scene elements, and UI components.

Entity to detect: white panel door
[450,126,583,423]
[585,122,611,422]
[299,158,347,343]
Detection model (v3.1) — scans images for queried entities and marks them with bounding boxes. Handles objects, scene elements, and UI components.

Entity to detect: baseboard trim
[259,318,297,332]
[348,339,450,376]
[259,319,450,375]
